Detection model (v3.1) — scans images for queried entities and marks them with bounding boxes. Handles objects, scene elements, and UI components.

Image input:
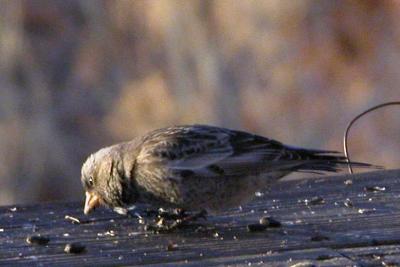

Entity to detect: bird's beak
[84,191,100,215]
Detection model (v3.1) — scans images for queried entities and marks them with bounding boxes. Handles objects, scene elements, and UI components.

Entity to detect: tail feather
[291,148,381,173]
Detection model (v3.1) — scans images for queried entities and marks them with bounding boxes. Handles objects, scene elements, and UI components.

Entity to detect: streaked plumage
[81,125,373,214]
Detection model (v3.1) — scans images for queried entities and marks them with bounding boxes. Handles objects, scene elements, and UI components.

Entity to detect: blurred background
[0,0,399,206]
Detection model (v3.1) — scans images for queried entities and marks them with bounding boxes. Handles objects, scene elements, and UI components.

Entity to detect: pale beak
[84,191,101,215]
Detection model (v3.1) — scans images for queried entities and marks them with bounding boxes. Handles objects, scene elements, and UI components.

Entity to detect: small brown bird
[81,125,372,215]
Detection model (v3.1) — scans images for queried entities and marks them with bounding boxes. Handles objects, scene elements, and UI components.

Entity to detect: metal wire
[344,101,400,174]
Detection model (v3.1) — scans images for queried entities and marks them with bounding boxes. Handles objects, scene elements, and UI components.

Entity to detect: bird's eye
[88,176,94,187]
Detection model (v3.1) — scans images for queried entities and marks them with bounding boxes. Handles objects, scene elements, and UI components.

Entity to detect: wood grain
[1,169,400,266]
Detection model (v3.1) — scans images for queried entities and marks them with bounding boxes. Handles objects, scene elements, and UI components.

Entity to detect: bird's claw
[144,209,208,233]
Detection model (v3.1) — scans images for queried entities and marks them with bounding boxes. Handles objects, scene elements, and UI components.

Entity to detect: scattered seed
[26,235,50,245]
[344,179,353,186]
[173,208,186,216]
[304,196,325,206]
[64,242,86,254]
[370,254,384,260]
[255,191,265,197]
[166,242,178,251]
[97,230,116,237]
[105,230,116,236]
[157,208,186,220]
[113,207,128,215]
[259,216,281,227]
[358,208,375,214]
[156,218,166,227]
[247,223,267,232]
[311,196,325,205]
[310,234,329,241]
[364,186,386,192]
[344,198,353,208]
[65,215,81,224]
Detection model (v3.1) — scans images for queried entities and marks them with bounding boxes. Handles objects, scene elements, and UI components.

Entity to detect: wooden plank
[0,169,399,266]
[338,245,400,267]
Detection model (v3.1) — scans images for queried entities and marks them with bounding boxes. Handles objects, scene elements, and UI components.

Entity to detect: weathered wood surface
[1,169,400,267]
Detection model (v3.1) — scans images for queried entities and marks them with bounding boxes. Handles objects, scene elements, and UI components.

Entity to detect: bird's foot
[144,209,208,233]
[158,208,207,221]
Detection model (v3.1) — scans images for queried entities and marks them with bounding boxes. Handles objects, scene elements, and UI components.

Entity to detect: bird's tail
[290,148,381,174]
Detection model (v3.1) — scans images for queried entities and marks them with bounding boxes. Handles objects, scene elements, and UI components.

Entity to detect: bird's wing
[136,125,233,169]
[135,125,301,178]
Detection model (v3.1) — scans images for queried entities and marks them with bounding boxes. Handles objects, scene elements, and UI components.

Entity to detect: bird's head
[81,146,134,215]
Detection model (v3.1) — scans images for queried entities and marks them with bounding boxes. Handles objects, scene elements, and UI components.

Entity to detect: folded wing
[135,125,336,179]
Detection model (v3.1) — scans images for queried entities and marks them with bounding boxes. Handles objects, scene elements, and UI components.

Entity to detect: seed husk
[26,235,50,245]
[64,242,86,254]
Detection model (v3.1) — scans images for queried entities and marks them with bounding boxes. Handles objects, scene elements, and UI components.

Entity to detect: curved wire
[344,101,400,174]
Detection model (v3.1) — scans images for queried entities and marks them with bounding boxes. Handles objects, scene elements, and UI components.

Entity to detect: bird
[81,124,373,215]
